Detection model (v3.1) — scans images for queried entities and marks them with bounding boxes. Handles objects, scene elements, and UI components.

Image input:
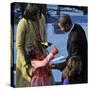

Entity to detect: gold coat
[16,14,46,87]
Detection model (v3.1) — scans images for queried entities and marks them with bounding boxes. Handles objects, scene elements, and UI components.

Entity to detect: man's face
[58,17,71,32]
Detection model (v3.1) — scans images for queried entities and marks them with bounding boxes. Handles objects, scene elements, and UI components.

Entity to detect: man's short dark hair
[61,14,72,26]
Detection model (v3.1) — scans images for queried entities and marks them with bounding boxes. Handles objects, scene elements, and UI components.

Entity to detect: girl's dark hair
[23,3,41,20]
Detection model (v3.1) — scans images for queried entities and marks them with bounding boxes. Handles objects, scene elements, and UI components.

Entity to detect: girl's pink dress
[31,48,58,86]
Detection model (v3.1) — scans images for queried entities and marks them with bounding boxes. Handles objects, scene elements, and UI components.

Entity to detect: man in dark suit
[51,14,88,84]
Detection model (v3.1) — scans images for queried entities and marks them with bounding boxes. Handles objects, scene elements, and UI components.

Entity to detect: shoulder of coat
[19,18,29,30]
[19,18,27,25]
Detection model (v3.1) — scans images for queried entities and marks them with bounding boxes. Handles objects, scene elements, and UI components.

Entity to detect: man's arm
[49,61,66,71]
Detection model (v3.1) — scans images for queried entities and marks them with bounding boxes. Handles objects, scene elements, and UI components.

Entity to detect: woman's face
[24,4,40,20]
[29,8,39,20]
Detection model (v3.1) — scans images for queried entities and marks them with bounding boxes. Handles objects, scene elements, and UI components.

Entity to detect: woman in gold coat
[16,4,47,87]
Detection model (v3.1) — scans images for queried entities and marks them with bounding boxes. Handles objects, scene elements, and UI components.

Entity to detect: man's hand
[48,63,61,70]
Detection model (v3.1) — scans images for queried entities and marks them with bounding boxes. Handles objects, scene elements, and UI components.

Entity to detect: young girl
[62,56,82,84]
[30,47,58,86]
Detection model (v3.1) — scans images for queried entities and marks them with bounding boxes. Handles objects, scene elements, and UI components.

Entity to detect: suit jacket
[51,24,87,72]
[67,24,87,73]
[51,24,87,83]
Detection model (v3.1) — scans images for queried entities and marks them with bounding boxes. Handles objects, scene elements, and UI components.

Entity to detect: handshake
[31,47,59,69]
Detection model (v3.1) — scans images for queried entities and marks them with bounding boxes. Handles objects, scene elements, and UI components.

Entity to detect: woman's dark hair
[23,3,41,20]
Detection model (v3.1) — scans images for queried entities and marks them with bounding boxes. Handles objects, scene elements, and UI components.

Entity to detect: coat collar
[68,24,75,35]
